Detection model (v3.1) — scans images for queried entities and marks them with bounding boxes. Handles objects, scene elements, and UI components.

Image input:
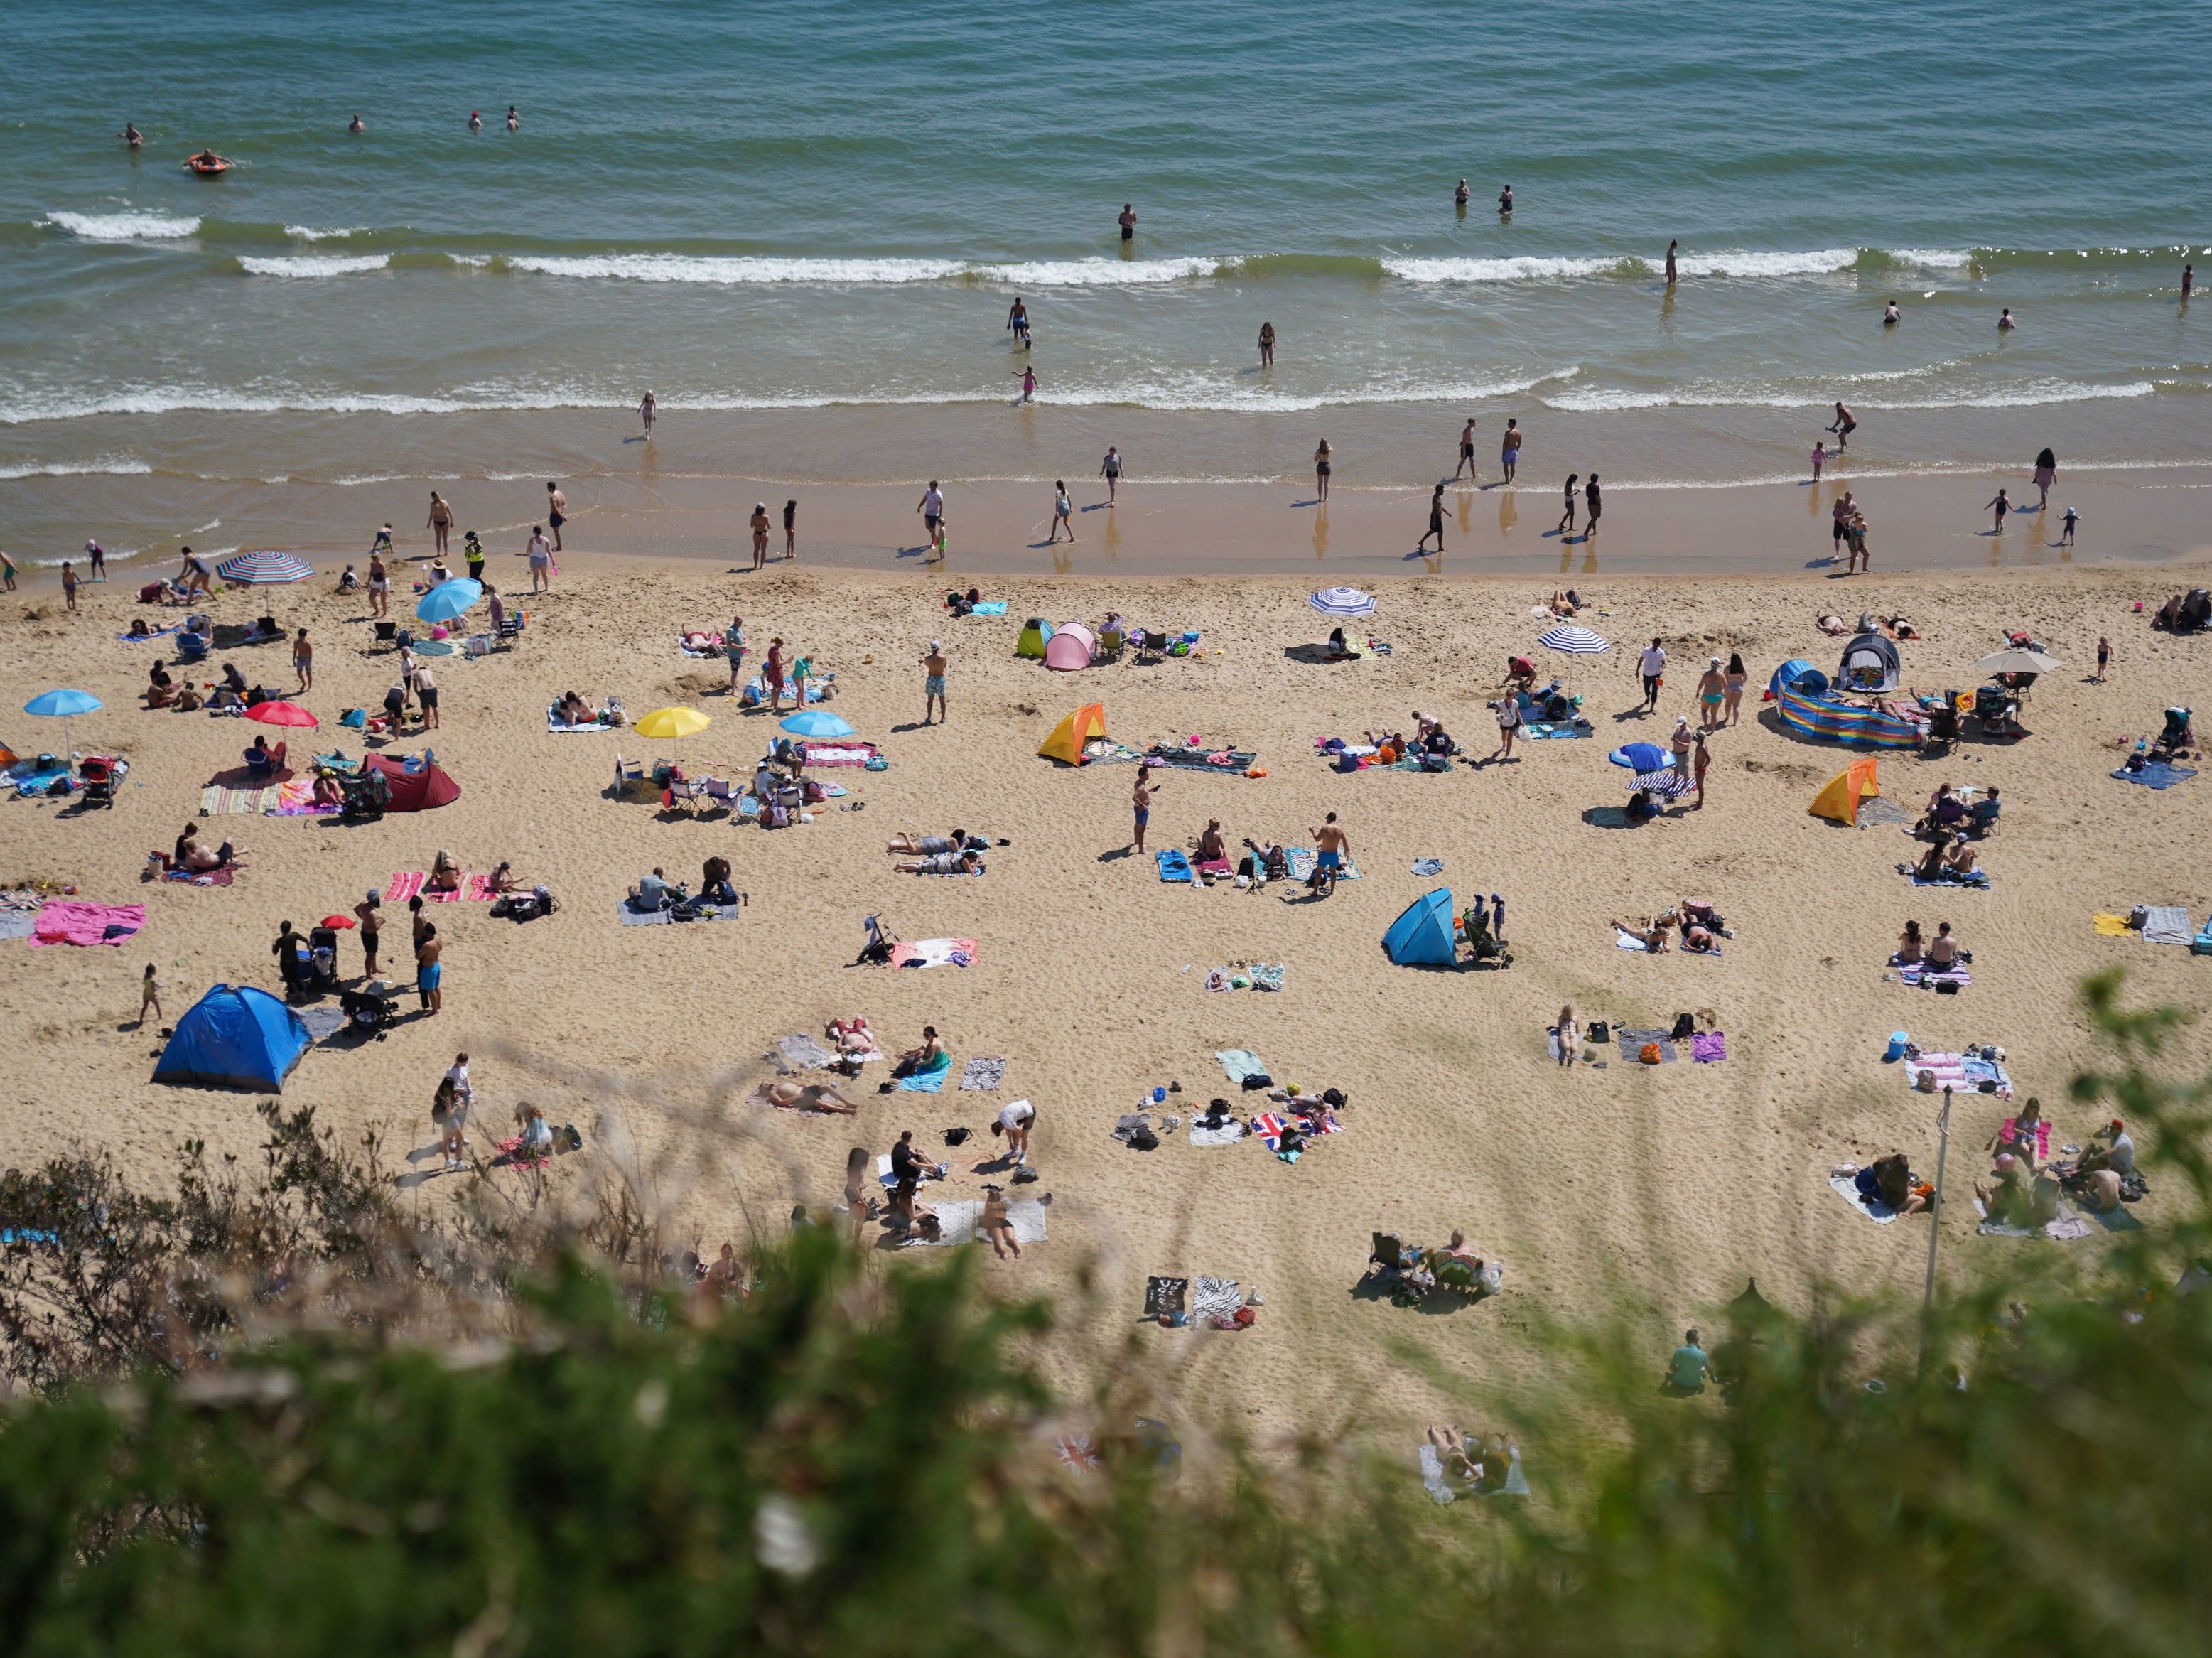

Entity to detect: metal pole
[1919,1086,1953,1374]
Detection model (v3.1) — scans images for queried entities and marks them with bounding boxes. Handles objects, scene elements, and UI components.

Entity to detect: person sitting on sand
[1869,1151,1931,1216]
[1626,789,1660,824]
[1975,1153,2032,1225]
[143,660,176,708]
[630,867,675,910]
[892,1028,947,1080]
[1612,915,1673,952]
[888,828,972,856]
[1926,921,1962,969]
[761,1078,860,1114]
[897,847,983,876]
[558,690,595,726]
[1912,836,1952,881]
[1942,841,1982,880]
[311,770,346,807]
[1989,1099,2049,1168]
[428,849,462,893]
[978,1185,1022,1259]
[1895,920,1924,966]
[485,861,523,893]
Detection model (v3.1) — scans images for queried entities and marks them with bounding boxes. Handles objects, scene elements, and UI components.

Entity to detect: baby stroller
[855,913,897,967]
[2152,706,2196,761]
[339,984,396,1038]
[75,754,127,807]
[340,766,391,822]
[1970,684,2021,739]
[1364,1233,1435,1308]
[305,927,342,995]
[1460,907,1512,969]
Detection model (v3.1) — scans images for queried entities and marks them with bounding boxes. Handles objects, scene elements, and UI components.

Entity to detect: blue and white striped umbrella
[1309,586,1376,618]
[1538,625,1609,655]
[215,549,313,584]
[1635,769,1695,797]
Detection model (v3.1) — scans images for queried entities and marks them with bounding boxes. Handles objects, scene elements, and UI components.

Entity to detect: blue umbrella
[1309,586,1376,618]
[415,577,484,624]
[1608,742,1666,772]
[780,709,855,738]
[25,688,103,760]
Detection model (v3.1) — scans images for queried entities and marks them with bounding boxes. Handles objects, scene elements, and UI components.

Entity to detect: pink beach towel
[29,900,145,947]
[888,937,978,969]
[386,871,498,903]
[1690,1031,1728,1062]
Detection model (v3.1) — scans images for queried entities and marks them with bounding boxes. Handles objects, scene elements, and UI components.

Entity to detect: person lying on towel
[896,848,983,876]
[888,829,979,856]
[1612,915,1672,952]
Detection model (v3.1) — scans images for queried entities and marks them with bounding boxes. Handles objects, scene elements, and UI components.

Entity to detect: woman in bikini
[1896,920,1924,965]
[1312,439,1332,502]
[1696,656,1727,731]
[1722,652,1749,726]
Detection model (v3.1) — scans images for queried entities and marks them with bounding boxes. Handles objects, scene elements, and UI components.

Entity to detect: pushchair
[305,927,342,994]
[854,913,897,967]
[1364,1233,1436,1307]
[1460,908,1512,969]
[340,984,396,1038]
[340,767,391,822]
[1970,684,2021,739]
[75,754,128,807]
[2152,706,2196,761]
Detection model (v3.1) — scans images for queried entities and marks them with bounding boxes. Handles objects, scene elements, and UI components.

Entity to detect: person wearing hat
[922,640,948,725]
[749,502,770,571]
[352,889,382,976]
[1696,656,1727,731]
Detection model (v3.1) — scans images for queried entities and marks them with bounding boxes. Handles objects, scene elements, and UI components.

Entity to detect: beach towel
[1156,849,1193,883]
[1829,1170,1899,1224]
[1189,1118,1246,1146]
[491,1135,551,1171]
[297,1007,347,1041]
[386,871,499,903]
[1420,1443,1474,1504]
[2092,912,2133,936]
[547,716,613,733]
[896,1055,953,1092]
[1690,1031,1728,1062]
[889,937,977,969]
[1143,745,1257,775]
[1899,965,1971,989]
[1898,1050,2013,1099]
[199,783,281,816]
[1285,848,1362,881]
[117,623,183,643]
[1190,1277,1242,1323]
[1614,1028,1678,1063]
[1975,1198,2094,1241]
[1634,769,1696,797]
[2112,761,2196,789]
[745,675,831,706]
[1216,1048,1268,1084]
[1112,1113,1153,1143]
[2140,905,2193,946]
[775,1034,841,1072]
[1522,721,1595,738]
[28,900,144,947]
[1615,929,1654,951]
[614,899,743,927]
[970,601,1008,615]
[1410,857,1444,876]
[0,895,41,942]
[1901,866,1992,888]
[1249,962,1285,991]
[266,778,340,817]
[163,865,237,886]
[798,741,877,767]
[9,767,75,799]
[905,1197,1047,1247]
[1251,1111,1341,1153]
[959,1056,1006,1090]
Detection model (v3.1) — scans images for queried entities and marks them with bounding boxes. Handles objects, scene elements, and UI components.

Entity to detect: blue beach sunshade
[25,689,103,716]
[1609,742,1667,771]
[780,709,855,738]
[215,550,313,585]
[415,577,484,623]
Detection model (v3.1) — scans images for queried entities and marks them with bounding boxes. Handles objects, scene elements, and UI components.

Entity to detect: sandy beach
[4,536,2208,1423]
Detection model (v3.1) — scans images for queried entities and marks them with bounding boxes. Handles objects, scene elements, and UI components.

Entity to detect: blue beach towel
[1215,1048,1268,1083]
[1156,848,1193,883]
[971,601,1009,615]
[2113,761,2196,790]
[895,1065,951,1092]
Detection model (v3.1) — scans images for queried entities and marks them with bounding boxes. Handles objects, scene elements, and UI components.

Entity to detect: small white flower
[754,1495,818,1578]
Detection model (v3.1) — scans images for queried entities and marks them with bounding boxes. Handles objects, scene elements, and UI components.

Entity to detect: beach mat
[2141,905,2193,946]
[1156,849,1192,883]
[1899,965,1971,989]
[28,900,144,947]
[614,900,743,927]
[1829,1171,1899,1224]
[895,1062,951,1092]
[890,937,977,968]
[387,871,499,903]
[774,1033,841,1072]
[1215,1048,1268,1083]
[959,1056,1005,1090]
[1897,1050,2012,1098]
[298,1007,347,1041]
[2091,912,2133,937]
[1284,848,1361,881]
[1189,1119,1246,1146]
[1614,1028,1678,1063]
[2112,761,2196,790]
[905,1197,1047,1247]
[200,783,281,816]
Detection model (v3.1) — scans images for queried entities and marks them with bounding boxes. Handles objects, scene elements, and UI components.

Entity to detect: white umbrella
[1975,647,2063,676]
[1309,586,1376,618]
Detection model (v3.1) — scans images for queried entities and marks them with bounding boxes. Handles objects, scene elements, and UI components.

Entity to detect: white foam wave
[0,456,152,481]
[239,254,392,278]
[1546,379,2157,413]
[44,210,200,241]
[284,224,370,242]
[1884,248,1975,269]
[1672,248,1858,277]
[491,252,1227,286]
[1385,254,1626,283]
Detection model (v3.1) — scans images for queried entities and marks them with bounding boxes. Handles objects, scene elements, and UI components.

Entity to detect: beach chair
[703,777,738,814]
[613,755,647,797]
[374,621,399,643]
[497,613,524,645]
[665,776,708,815]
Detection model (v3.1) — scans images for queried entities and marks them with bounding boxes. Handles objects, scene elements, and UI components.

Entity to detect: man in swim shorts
[922,640,947,725]
[1500,419,1521,484]
[1118,203,1137,242]
[1454,416,1478,480]
[1313,812,1352,878]
[1131,765,1156,854]
[917,480,944,550]
[545,481,568,551]
[1828,401,1857,450]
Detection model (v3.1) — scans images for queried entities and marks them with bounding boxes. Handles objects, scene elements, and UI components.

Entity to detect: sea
[3,0,2208,564]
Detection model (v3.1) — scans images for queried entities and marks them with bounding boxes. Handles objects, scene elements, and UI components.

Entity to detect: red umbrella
[319,914,357,930]
[245,700,318,728]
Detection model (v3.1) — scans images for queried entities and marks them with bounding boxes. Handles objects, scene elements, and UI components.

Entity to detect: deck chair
[613,754,646,796]
[665,777,708,814]
[702,777,738,814]
[497,613,524,643]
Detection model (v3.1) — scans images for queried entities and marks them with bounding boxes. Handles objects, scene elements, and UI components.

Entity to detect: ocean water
[2,0,2208,520]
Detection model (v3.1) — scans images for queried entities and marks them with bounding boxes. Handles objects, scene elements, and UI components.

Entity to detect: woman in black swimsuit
[1313,439,1332,502]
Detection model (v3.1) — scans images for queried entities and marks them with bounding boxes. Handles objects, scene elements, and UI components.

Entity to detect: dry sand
[4,542,2208,1433]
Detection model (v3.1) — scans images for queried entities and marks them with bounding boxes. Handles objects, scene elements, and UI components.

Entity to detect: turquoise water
[2,0,2208,483]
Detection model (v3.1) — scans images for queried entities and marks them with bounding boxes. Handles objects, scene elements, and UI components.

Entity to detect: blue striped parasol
[1308,586,1376,618]
[215,550,313,584]
[1538,625,1609,655]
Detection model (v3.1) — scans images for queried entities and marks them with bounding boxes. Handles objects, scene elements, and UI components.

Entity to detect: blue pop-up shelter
[1769,658,1828,698]
[153,983,311,1092]
[1383,888,1458,966]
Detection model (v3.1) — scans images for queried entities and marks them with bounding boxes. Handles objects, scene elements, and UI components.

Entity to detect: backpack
[1128,1126,1160,1151]
[1670,1012,1696,1041]
[1590,1021,1610,1043]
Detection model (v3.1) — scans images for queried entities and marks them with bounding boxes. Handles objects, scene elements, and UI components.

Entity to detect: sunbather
[1943,841,1982,879]
[1912,836,1951,881]
[896,848,983,875]
[887,829,971,855]
[486,861,524,893]
[1916,785,1966,837]
[1612,915,1672,952]
[311,770,345,807]
[892,1028,947,1077]
[1988,1099,2047,1168]
[427,849,462,893]
[557,690,595,725]
[1895,920,1924,965]
[243,735,288,777]
[980,1186,1022,1259]
[143,662,176,707]
[1965,787,2001,836]
[1926,922,1962,969]
[629,868,676,910]
[1425,1423,1478,1482]
[761,1078,860,1114]
[1548,588,1580,616]
[1194,819,1227,863]
[1680,920,1720,953]
[827,1016,876,1056]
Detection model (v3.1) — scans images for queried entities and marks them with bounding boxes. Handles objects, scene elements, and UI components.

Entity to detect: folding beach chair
[703,777,738,814]
[665,776,708,815]
[613,755,647,797]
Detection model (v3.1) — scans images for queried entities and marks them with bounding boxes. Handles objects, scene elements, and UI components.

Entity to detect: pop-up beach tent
[1768,658,1828,698]
[1038,703,1108,765]
[1016,618,1055,658]
[1838,632,1901,693]
[1383,888,1457,966]
[1808,756,1882,824]
[1044,622,1096,672]
[364,752,460,810]
[153,983,311,1092]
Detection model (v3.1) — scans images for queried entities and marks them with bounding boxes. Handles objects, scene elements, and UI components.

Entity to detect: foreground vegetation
[1,971,2207,1656]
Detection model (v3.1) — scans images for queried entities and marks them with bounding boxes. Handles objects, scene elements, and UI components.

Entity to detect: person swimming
[468,110,483,131]
[122,121,142,147]
[347,114,365,133]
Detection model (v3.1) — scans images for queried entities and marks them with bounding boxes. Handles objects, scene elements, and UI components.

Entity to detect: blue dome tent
[153,983,311,1092]
[1383,888,1458,967]
[1768,658,1827,698]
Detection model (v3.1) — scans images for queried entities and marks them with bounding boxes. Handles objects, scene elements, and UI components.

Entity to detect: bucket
[1885,1031,1909,1062]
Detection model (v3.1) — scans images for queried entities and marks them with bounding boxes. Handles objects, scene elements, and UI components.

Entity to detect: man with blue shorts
[1313,812,1352,881]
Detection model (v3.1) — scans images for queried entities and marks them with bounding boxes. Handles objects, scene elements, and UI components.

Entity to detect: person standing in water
[1664,240,1678,284]
[639,389,656,438]
[1118,203,1137,242]
[426,490,453,556]
[1454,178,1470,208]
[1099,445,1123,505]
[917,480,944,550]
[2032,448,2056,509]
[122,121,142,147]
[1013,365,1037,403]
[506,106,519,131]
[1998,308,2017,331]
[1582,473,1602,539]
[1883,300,1901,325]
[1811,440,1827,482]
[347,114,365,134]
[1454,416,1479,481]
[545,480,568,551]
[783,498,798,559]
[1497,183,1514,215]
[1007,297,1031,346]
[468,110,482,131]
[1258,321,1275,366]
[1984,488,2010,533]
[2184,262,2194,301]
[1828,401,1857,450]
[85,539,107,581]
[1048,480,1074,544]
[1418,483,1446,553]
[1313,439,1333,502]
[1501,418,1522,483]
[1557,474,1580,537]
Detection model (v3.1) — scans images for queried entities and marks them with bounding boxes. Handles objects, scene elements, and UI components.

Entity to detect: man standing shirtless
[922,640,947,725]
[1312,812,1352,883]
[1131,765,1157,854]
[545,480,568,551]
[1453,416,1478,481]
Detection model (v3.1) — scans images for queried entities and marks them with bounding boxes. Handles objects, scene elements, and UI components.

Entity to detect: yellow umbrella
[635,705,711,774]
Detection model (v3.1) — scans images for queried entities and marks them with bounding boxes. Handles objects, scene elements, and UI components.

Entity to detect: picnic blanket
[1899,965,1971,989]
[969,601,1009,615]
[1615,1028,1678,1064]
[1829,1170,1899,1224]
[1156,849,1193,883]
[890,937,977,969]
[1216,1048,1269,1083]
[1190,1276,1242,1323]
[2140,905,2194,946]
[1143,744,1257,775]
[9,766,74,799]
[1690,1031,1728,1062]
[895,1057,953,1092]
[774,1033,841,1072]
[297,1007,347,1041]
[1975,1198,2095,1241]
[2112,761,2196,790]
[1523,720,1595,738]
[117,623,183,643]
[1189,1117,1246,1146]
[28,900,144,947]
[1285,848,1362,881]
[906,1197,1047,1247]
[162,865,237,887]
[1898,1050,2013,1099]
[614,899,743,927]
[959,1057,1005,1090]
[798,741,878,768]
[199,782,281,816]
[386,871,499,903]
[1901,864,1992,888]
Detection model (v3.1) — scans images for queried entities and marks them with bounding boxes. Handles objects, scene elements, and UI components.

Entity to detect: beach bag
[1589,1021,1609,1044]
[1239,1072,1273,1092]
[765,802,790,829]
[1670,1012,1696,1040]
[1128,1125,1160,1151]
[1936,979,1960,995]
[1420,753,1450,772]
[1639,1043,1663,1065]
[1335,751,1361,773]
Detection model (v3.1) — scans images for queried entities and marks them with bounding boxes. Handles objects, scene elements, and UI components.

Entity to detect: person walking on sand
[545,480,568,551]
[1639,637,1666,713]
[414,662,439,729]
[1664,239,1678,284]
[2032,448,2056,509]
[1131,765,1157,854]
[1007,296,1031,347]
[354,889,382,976]
[1454,416,1479,481]
[1582,473,1602,539]
[640,389,656,438]
[416,924,443,1016]
[1828,401,1857,450]
[750,502,770,571]
[367,548,389,616]
[1695,656,1726,731]
[1556,474,1580,537]
[723,615,748,691]
[293,628,313,691]
[1014,365,1037,404]
[1493,692,1521,760]
[2093,632,2108,682]
[1811,440,1827,482]
[1099,445,1123,505]
[1830,489,1856,560]
[1501,418,1521,484]
[783,498,798,559]
[61,561,77,611]
[527,524,552,592]
[1418,482,1446,552]
[1118,202,1137,242]
[1049,480,1075,543]
[2061,505,2079,548]
[917,480,944,551]
[1,549,16,591]
[1313,439,1333,502]
[1258,321,1275,366]
[764,636,787,713]
[426,490,453,556]
[1985,488,2010,533]
[922,640,947,724]
[139,963,162,1027]
[1724,651,1747,726]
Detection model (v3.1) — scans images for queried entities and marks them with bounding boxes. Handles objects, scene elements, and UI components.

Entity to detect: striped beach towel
[199,783,280,816]
[386,871,500,903]
[1899,1050,2012,1099]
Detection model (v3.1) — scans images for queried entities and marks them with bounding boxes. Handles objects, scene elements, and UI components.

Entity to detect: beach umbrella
[215,550,313,585]
[415,577,484,624]
[24,687,102,758]
[1539,624,1610,691]
[1608,742,1668,772]
[780,708,854,738]
[244,700,318,729]
[1309,586,1376,618]
[1975,646,2063,676]
[320,914,357,930]
[635,704,711,773]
